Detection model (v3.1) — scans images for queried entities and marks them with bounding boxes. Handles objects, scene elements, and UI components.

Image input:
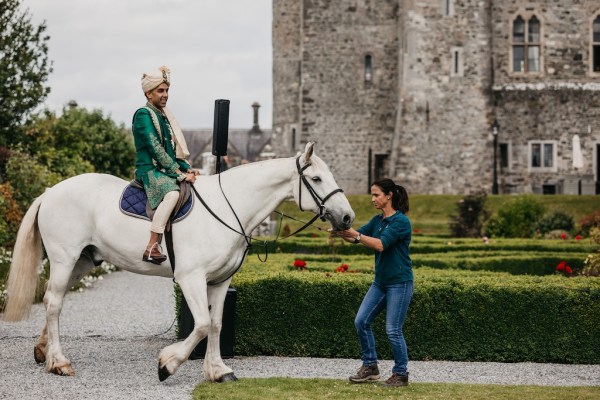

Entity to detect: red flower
[565,266,573,275]
[336,264,349,273]
[556,261,566,271]
[560,232,567,240]
[575,235,582,241]
[293,259,306,270]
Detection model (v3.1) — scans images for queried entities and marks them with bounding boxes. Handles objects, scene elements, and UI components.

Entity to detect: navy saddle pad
[119,183,193,223]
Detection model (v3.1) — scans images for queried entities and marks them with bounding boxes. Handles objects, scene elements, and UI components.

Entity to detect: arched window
[593,15,600,72]
[512,15,541,73]
[364,54,373,82]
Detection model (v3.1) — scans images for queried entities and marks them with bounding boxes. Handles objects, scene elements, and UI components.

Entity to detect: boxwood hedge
[228,267,599,363]
[176,251,600,364]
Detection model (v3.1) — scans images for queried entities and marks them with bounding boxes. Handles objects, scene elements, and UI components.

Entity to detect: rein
[190,156,344,285]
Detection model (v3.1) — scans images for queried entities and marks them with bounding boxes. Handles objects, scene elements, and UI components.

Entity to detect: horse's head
[292,142,355,230]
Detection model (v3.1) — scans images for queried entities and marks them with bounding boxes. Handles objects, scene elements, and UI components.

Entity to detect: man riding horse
[133,66,198,264]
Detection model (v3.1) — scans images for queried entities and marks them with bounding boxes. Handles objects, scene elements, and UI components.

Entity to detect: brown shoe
[382,372,409,387]
[142,243,167,264]
[349,364,380,383]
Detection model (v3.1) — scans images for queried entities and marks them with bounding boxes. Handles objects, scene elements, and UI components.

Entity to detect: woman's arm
[330,227,384,252]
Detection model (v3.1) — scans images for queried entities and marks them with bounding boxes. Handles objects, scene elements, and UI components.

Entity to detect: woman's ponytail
[372,179,409,214]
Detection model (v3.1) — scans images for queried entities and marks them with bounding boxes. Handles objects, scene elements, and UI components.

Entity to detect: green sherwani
[132,102,190,209]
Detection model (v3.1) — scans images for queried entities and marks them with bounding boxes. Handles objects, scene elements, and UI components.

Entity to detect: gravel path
[1,270,598,399]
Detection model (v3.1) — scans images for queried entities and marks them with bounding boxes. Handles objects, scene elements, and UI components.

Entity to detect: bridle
[295,156,344,223]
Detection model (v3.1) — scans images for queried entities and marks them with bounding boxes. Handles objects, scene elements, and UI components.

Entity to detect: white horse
[3,142,354,382]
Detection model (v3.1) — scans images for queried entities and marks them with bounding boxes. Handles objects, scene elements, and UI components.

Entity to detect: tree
[24,107,135,179]
[0,0,52,146]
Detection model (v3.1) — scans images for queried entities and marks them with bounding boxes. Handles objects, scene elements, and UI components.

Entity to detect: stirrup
[142,241,167,264]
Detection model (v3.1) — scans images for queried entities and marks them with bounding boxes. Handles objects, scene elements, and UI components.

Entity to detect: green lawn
[276,194,600,236]
[192,378,600,400]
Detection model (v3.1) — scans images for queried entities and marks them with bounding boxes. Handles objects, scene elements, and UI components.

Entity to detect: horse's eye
[311,176,322,182]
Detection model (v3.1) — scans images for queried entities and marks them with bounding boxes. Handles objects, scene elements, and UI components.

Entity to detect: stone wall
[494,89,600,193]
[272,0,600,194]
[273,0,398,193]
[392,0,494,194]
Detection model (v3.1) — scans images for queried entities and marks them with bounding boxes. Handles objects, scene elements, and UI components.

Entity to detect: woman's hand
[328,227,358,242]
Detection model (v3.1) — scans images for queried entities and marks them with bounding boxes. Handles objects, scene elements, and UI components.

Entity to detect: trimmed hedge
[175,235,598,364]
[413,253,588,275]
[228,267,600,364]
[289,252,588,276]
[265,237,594,256]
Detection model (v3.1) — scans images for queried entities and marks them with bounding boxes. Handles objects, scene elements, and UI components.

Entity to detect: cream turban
[141,65,170,93]
[141,66,190,160]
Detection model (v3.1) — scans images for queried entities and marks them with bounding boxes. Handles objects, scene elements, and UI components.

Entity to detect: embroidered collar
[145,101,165,116]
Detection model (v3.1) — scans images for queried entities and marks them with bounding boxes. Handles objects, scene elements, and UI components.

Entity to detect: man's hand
[185,172,196,183]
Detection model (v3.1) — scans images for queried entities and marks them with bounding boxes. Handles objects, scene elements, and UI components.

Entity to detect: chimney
[251,102,260,132]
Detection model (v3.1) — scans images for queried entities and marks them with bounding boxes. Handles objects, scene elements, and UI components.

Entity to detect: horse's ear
[302,142,315,163]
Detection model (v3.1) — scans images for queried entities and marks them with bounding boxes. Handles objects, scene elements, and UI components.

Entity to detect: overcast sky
[22,0,273,129]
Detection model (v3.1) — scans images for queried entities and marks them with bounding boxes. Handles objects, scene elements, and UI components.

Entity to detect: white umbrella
[572,134,583,169]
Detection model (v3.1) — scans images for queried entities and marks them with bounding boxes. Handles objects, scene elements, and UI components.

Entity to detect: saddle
[119,179,194,227]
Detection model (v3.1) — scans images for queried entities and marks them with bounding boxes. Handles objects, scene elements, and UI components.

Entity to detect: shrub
[578,210,600,236]
[0,146,10,179]
[449,192,490,238]
[485,196,545,238]
[536,211,574,235]
[0,183,23,248]
[582,227,600,277]
[219,267,600,363]
[543,230,569,240]
[5,149,61,210]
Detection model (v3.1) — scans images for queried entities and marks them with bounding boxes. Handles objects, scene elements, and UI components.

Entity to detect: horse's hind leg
[37,254,94,375]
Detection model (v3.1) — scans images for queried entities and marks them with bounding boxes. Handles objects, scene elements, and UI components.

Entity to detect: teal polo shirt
[358,210,413,284]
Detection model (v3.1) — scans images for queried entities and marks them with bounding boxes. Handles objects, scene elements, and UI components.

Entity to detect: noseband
[296,156,344,221]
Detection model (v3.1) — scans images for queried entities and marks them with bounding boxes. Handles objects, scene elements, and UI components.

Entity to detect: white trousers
[150,191,179,234]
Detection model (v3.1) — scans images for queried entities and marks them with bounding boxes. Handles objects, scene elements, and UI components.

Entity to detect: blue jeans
[354,280,414,375]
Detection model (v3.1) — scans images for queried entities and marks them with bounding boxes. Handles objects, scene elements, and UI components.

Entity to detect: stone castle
[270,0,600,195]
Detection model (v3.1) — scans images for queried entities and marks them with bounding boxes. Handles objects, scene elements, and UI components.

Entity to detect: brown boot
[349,364,380,383]
[382,372,409,387]
[143,242,167,264]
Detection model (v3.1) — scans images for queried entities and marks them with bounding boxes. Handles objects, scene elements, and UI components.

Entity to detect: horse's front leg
[158,272,211,381]
[203,278,235,382]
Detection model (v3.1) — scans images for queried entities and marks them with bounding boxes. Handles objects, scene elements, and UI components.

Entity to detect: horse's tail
[3,192,45,321]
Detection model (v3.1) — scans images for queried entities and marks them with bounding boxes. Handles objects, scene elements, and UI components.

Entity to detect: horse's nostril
[343,215,351,224]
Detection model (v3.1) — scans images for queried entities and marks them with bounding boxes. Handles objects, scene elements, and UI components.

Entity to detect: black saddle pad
[119,183,193,223]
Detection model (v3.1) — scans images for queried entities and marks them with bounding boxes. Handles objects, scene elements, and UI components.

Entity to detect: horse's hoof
[51,365,75,376]
[34,346,46,364]
[158,364,171,382]
[216,373,238,383]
